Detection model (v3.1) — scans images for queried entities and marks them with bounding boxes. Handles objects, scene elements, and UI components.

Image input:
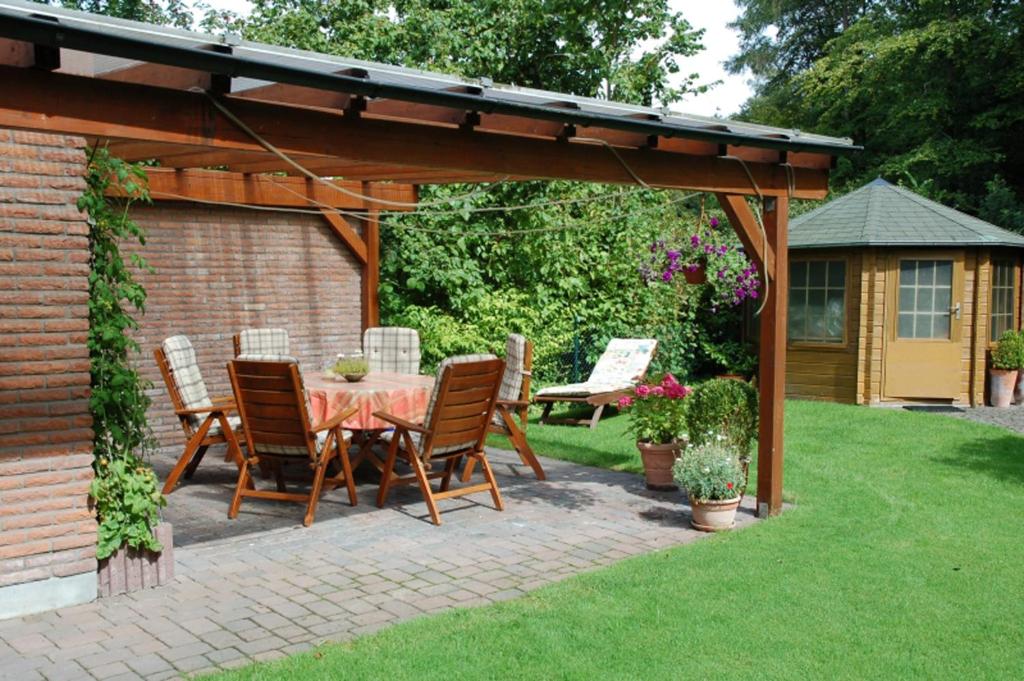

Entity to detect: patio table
[306,372,434,430]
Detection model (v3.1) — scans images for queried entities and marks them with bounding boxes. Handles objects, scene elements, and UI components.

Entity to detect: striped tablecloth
[306,372,434,431]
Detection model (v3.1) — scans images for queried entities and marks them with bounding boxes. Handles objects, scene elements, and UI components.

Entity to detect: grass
[211,401,1024,680]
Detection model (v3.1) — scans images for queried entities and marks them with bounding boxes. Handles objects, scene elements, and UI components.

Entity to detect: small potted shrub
[685,378,758,494]
[673,440,744,531]
[332,354,369,382]
[618,374,692,490]
[989,330,1020,408]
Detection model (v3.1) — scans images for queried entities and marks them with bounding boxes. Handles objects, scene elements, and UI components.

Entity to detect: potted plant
[990,330,1020,408]
[332,354,369,382]
[685,378,758,496]
[618,374,692,490]
[673,440,744,531]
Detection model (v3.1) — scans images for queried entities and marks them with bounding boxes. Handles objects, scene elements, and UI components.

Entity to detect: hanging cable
[721,155,771,316]
[192,89,510,209]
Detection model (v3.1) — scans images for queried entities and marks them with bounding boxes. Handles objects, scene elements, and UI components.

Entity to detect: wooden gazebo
[0,0,857,529]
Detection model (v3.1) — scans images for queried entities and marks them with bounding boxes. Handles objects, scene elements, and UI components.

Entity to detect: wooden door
[883,253,965,400]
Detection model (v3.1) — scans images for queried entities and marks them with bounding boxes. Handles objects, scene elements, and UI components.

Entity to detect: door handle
[952,302,961,320]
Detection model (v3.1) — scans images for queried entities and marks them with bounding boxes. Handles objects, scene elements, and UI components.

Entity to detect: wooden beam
[0,67,831,198]
[103,167,417,211]
[320,209,368,263]
[100,62,211,90]
[756,195,788,517]
[361,185,381,331]
[716,193,776,274]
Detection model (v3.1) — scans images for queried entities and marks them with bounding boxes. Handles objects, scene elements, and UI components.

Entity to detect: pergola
[0,0,859,517]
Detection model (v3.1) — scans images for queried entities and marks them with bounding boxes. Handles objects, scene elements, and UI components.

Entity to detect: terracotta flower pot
[636,441,681,491]
[989,368,1018,408]
[689,497,740,532]
[683,265,707,285]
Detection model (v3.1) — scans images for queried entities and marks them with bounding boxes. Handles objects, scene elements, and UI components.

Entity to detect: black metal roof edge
[790,241,1024,250]
[0,8,862,157]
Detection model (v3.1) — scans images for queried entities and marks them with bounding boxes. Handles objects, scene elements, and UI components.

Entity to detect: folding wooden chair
[375,355,505,526]
[535,338,658,429]
[232,327,290,359]
[155,335,247,495]
[463,334,544,481]
[227,358,358,527]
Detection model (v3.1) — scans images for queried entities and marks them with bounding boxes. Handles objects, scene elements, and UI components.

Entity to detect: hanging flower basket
[683,265,707,285]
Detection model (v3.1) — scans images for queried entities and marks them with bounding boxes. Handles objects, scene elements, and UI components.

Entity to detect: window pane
[934,287,951,312]
[933,312,951,339]
[790,261,808,287]
[898,313,915,338]
[828,261,846,287]
[918,260,935,286]
[934,260,952,287]
[807,289,826,337]
[917,287,933,313]
[899,286,916,312]
[900,260,917,286]
[826,291,845,338]
[808,261,827,287]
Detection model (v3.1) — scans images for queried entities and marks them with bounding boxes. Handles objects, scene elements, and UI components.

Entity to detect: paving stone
[0,447,760,677]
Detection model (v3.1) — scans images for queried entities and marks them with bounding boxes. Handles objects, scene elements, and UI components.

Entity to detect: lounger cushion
[364,327,421,374]
[494,334,527,426]
[237,328,290,357]
[535,338,656,398]
[257,428,354,457]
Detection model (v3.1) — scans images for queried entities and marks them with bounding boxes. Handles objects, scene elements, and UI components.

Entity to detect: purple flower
[704,244,714,254]
[661,271,673,283]
[709,217,719,228]
[717,269,726,280]
[690,235,701,248]
[667,250,680,261]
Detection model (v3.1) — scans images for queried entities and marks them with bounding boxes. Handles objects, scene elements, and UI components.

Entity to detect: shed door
[883,254,965,400]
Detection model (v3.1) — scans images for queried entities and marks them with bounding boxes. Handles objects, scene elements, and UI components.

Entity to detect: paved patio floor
[0,446,757,680]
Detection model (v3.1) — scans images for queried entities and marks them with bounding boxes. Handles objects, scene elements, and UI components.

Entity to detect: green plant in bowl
[332,357,369,382]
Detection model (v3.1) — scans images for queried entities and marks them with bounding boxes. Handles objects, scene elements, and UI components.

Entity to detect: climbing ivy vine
[79,146,164,560]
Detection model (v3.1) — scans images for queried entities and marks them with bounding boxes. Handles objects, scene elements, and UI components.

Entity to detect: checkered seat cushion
[364,327,421,375]
[237,328,290,357]
[535,338,657,397]
[236,356,353,457]
[493,334,528,426]
[162,335,217,430]
[380,353,497,457]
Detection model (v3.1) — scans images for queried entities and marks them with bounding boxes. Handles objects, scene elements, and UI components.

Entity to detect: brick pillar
[0,129,97,618]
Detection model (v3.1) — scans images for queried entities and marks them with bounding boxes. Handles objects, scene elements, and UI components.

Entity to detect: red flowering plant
[672,439,744,502]
[639,214,761,314]
[617,374,692,445]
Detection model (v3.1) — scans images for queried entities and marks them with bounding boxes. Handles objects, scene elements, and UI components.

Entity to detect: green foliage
[80,146,164,560]
[619,374,691,445]
[51,0,194,28]
[685,378,759,455]
[991,330,1023,371]
[733,1,1024,226]
[330,357,369,376]
[672,440,744,502]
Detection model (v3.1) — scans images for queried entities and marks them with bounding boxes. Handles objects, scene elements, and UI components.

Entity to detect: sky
[193,0,753,117]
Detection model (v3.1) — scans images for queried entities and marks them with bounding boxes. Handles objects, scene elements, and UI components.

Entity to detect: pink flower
[617,396,633,408]
[651,386,665,397]
[661,373,678,387]
[635,385,650,398]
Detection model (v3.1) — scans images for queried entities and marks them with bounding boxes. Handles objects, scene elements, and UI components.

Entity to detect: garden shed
[782,178,1024,405]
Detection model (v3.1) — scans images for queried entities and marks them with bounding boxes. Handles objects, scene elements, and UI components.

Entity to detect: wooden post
[757,195,788,517]
[361,182,381,331]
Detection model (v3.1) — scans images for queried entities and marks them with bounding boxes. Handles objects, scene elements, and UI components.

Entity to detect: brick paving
[0,446,757,680]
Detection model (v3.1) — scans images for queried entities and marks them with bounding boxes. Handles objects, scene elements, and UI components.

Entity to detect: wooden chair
[363,326,421,374]
[232,327,290,359]
[227,358,358,527]
[155,335,247,495]
[534,338,658,429]
[463,334,545,481]
[375,355,505,526]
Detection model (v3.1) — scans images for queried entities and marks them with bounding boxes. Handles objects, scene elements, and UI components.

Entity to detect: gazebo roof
[790,178,1024,249]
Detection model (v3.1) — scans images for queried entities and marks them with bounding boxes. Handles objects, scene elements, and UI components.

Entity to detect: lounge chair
[155,335,247,495]
[462,334,545,481]
[375,355,505,525]
[233,327,290,360]
[534,338,658,429]
[363,326,421,374]
[227,358,358,527]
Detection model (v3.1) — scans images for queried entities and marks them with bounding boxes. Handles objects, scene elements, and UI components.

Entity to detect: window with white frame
[991,259,1016,342]
[788,260,846,344]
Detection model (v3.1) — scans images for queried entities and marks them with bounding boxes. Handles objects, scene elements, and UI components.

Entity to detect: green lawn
[212,401,1024,680]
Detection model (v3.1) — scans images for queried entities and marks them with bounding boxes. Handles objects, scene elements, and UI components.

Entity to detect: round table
[305,371,434,431]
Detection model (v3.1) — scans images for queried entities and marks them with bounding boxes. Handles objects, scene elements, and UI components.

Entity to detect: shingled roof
[790,178,1024,249]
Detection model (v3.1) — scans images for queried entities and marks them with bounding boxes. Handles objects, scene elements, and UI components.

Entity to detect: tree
[48,0,194,28]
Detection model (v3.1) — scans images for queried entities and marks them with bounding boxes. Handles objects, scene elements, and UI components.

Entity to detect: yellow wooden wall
[785,247,1022,405]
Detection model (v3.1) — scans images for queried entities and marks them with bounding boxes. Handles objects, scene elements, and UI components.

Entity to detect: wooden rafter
[104,167,417,211]
[716,193,776,273]
[320,209,368,263]
[0,67,830,198]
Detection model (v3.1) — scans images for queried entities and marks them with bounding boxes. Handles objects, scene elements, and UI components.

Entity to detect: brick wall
[0,130,97,590]
[127,203,365,446]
